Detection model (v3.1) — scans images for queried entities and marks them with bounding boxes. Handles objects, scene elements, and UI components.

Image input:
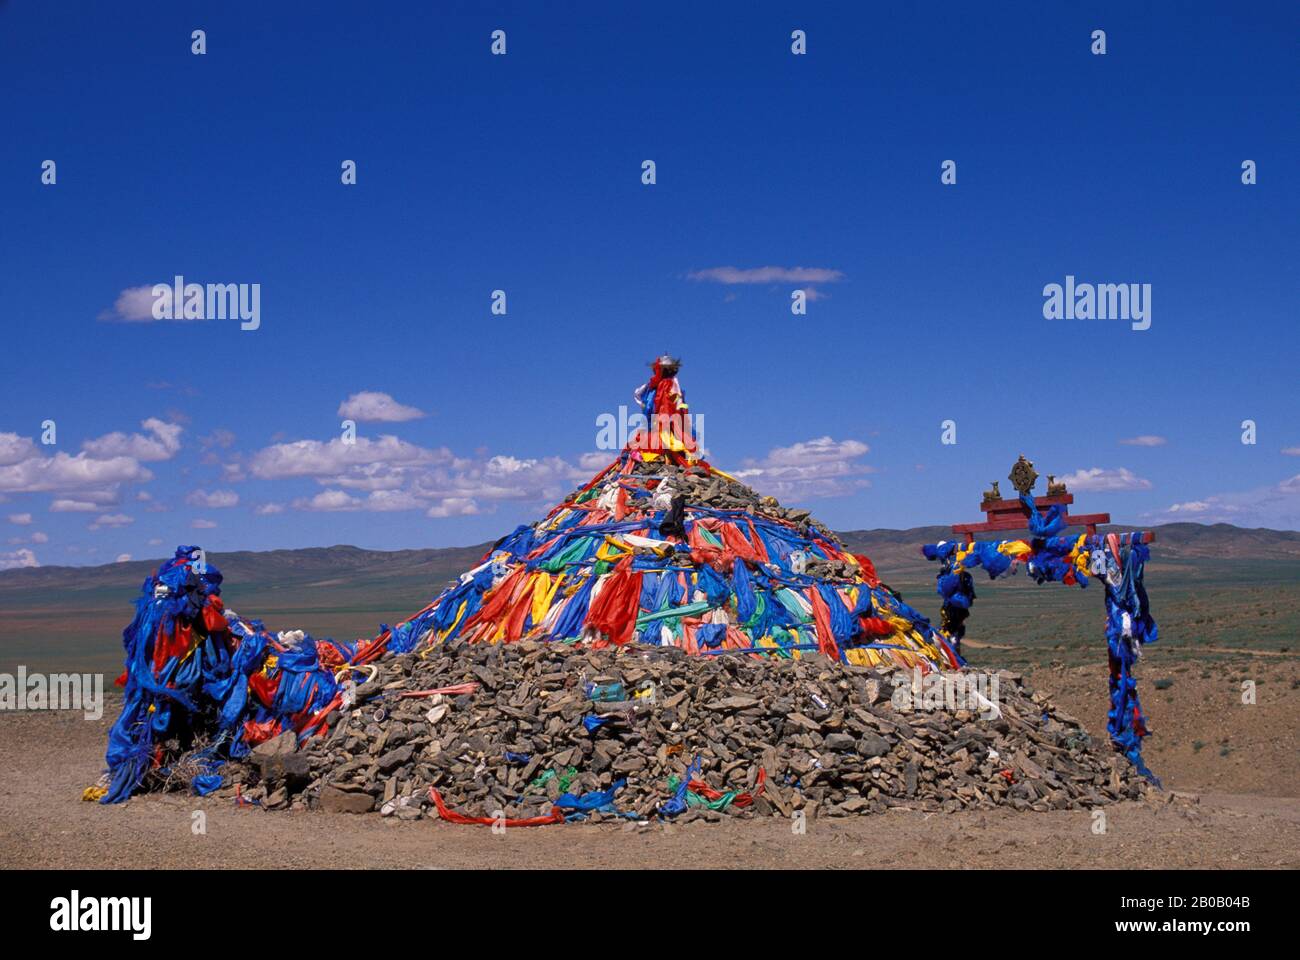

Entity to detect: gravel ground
[1,658,1295,869]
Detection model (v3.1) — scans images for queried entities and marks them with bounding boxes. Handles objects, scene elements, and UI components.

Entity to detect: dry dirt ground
[2,654,1296,870]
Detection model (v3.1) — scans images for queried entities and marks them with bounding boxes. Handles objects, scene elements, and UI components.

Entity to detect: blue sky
[1,1,1298,569]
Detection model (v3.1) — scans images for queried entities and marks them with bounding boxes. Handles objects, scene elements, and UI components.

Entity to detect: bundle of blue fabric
[922,531,1160,785]
[100,546,380,803]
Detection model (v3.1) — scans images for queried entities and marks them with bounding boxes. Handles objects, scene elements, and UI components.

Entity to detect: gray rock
[252,730,297,758]
[255,752,311,788]
[823,732,858,752]
[376,744,414,773]
[857,733,891,758]
[261,634,1142,822]
[319,785,375,814]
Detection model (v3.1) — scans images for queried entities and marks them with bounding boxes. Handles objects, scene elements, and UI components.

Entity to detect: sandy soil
[1027,655,1298,798]
[1,656,1295,870]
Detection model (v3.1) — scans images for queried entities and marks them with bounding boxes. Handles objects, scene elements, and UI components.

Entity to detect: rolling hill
[2,523,1297,675]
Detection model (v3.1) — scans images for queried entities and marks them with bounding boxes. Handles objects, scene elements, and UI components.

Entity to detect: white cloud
[88,513,134,531]
[290,488,434,513]
[60,489,119,505]
[50,499,102,513]
[98,284,208,324]
[1282,447,1300,456]
[191,518,218,529]
[292,489,361,512]
[486,455,533,474]
[426,497,481,518]
[82,418,182,462]
[1143,474,1300,526]
[0,433,38,466]
[31,531,49,543]
[185,488,239,508]
[687,266,846,285]
[337,391,428,423]
[249,430,587,515]
[1119,435,1167,447]
[1167,501,1211,514]
[0,453,152,494]
[7,513,33,525]
[322,460,411,491]
[249,435,435,480]
[363,489,426,511]
[98,285,164,322]
[1145,497,1245,524]
[408,455,583,504]
[734,436,874,499]
[763,437,869,465]
[1057,467,1152,492]
[254,503,285,515]
[114,553,132,563]
[0,548,38,571]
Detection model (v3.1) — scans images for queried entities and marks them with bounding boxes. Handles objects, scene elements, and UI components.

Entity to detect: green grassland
[885,558,1300,669]
[2,528,1297,676]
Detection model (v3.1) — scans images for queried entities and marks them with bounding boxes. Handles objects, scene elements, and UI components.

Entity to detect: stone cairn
[226,640,1145,823]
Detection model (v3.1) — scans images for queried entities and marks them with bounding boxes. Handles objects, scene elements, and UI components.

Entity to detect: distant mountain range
[837,522,1300,571]
[5,521,1297,676]
[0,543,488,596]
[4,522,1298,595]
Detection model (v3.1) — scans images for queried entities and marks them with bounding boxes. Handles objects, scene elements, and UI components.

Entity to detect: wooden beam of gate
[952,513,1114,536]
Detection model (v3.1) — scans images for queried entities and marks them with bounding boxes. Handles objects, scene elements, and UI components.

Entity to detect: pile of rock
[221,640,1146,823]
